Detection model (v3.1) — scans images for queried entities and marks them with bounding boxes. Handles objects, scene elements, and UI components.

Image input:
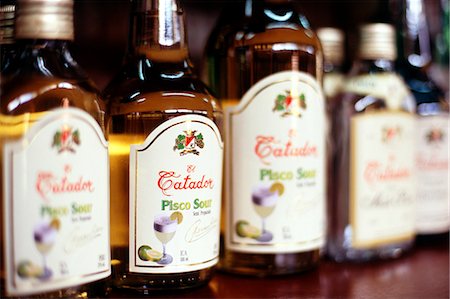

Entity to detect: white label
[129,115,223,274]
[225,71,326,254]
[350,112,416,248]
[3,108,110,296]
[416,115,449,233]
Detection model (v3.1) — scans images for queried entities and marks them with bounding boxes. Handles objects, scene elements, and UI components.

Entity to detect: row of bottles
[0,0,448,297]
[317,0,449,253]
[206,0,448,269]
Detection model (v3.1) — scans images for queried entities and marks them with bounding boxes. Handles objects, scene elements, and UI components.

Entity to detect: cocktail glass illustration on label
[252,185,279,242]
[33,219,59,280]
[154,214,178,265]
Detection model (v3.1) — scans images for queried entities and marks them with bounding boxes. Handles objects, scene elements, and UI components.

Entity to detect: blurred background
[70,0,447,92]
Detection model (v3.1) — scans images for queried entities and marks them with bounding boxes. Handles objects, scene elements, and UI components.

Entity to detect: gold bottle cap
[317,27,345,65]
[358,23,397,61]
[0,5,15,44]
[15,0,74,41]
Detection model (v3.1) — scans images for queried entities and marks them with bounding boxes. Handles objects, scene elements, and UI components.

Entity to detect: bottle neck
[15,39,72,56]
[2,39,85,79]
[354,58,396,75]
[130,0,189,63]
[324,61,344,74]
[398,0,432,68]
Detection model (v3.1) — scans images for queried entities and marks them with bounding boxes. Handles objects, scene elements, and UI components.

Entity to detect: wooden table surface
[109,240,449,298]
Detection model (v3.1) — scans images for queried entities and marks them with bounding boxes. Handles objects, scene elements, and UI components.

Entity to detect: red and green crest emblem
[273,90,307,117]
[52,125,80,153]
[426,128,444,144]
[173,130,204,156]
[382,126,401,143]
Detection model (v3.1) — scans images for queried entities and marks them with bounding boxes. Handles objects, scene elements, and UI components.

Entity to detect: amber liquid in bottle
[0,1,109,298]
[1,59,107,299]
[217,0,323,276]
[105,0,222,292]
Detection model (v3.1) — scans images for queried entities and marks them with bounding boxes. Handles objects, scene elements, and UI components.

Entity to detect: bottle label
[225,71,326,254]
[3,108,110,296]
[350,112,416,248]
[129,115,223,274]
[416,115,449,233]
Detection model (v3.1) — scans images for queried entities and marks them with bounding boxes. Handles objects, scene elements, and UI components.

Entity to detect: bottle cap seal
[15,0,74,41]
[317,27,345,65]
[0,5,15,44]
[359,23,397,61]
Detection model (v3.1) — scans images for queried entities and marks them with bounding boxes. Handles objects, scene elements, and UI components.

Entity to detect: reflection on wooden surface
[108,241,449,298]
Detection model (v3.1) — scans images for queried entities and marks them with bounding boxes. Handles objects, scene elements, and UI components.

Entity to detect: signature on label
[185,218,218,243]
[64,225,103,254]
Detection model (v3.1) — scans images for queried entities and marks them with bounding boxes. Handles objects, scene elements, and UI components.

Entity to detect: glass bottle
[0,0,110,298]
[316,27,345,101]
[0,2,16,72]
[104,0,223,293]
[327,23,416,262]
[219,0,325,276]
[394,0,449,241]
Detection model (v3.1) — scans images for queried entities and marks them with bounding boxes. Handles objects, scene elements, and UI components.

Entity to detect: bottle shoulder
[0,73,104,118]
[104,62,221,117]
[233,21,320,50]
[347,59,396,76]
[397,62,444,105]
[0,43,105,131]
[2,43,91,81]
[0,42,103,112]
[332,64,416,115]
[231,3,321,48]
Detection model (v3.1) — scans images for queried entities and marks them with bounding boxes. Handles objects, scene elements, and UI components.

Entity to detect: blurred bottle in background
[327,23,416,262]
[393,0,449,242]
[429,0,449,99]
[317,27,346,257]
[317,27,346,101]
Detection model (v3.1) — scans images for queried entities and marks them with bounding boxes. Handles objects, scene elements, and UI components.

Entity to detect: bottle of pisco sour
[104,0,224,293]
[207,0,327,276]
[0,0,110,297]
